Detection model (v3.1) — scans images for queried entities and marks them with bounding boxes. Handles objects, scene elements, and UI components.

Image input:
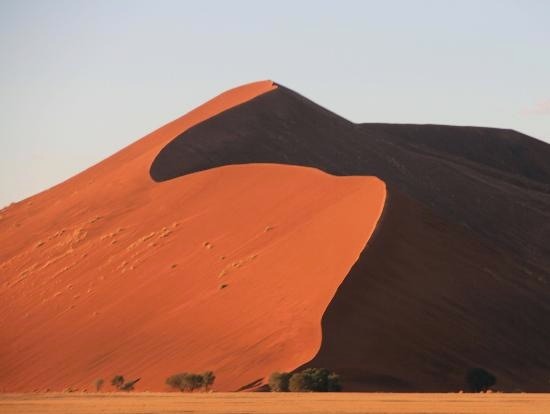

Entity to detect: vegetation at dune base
[111,375,125,389]
[94,378,104,392]
[121,378,141,391]
[110,374,141,392]
[166,371,216,392]
[269,368,341,392]
[465,368,496,393]
[268,372,292,392]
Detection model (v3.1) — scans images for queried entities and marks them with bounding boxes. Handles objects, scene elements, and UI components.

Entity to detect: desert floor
[1,392,549,414]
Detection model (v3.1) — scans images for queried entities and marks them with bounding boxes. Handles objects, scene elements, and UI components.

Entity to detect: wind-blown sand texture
[2,393,550,414]
[0,81,385,392]
[1,79,550,393]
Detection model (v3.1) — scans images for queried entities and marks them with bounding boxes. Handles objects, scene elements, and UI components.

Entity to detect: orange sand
[3,393,550,414]
[0,81,386,392]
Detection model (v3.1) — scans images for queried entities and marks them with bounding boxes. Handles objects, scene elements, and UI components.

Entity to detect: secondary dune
[0,80,386,392]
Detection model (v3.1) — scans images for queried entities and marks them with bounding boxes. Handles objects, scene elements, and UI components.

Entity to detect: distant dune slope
[0,81,386,392]
[150,83,550,391]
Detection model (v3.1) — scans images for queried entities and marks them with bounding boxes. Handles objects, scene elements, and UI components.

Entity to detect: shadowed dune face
[0,80,386,392]
[305,192,550,391]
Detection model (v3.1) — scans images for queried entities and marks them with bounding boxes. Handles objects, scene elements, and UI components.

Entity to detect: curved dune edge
[0,162,386,392]
[303,188,550,392]
[14,80,278,208]
[138,80,550,392]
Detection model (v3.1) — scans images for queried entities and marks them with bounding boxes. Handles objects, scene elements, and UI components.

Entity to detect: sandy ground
[1,392,549,414]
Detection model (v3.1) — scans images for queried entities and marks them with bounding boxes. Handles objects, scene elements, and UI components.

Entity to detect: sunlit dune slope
[0,80,386,392]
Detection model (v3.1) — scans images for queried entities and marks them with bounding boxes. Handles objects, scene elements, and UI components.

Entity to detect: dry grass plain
[1,392,550,414]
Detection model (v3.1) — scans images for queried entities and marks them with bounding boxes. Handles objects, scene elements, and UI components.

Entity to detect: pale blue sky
[1,0,549,206]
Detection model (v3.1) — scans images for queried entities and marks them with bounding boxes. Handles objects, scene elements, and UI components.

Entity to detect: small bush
[187,373,203,392]
[268,372,291,392]
[201,371,216,391]
[327,372,342,391]
[466,368,496,393]
[120,378,140,392]
[288,371,308,392]
[166,372,188,392]
[166,372,213,392]
[111,375,124,389]
[286,368,341,392]
[94,378,104,392]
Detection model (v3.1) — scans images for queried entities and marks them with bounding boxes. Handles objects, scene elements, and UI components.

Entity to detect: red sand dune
[3,79,550,393]
[146,81,550,391]
[0,81,386,392]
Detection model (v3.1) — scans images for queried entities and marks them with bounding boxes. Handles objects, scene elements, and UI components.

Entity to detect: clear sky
[1,0,549,206]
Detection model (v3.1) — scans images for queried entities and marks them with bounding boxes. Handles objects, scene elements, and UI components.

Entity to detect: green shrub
[288,371,309,392]
[327,372,341,391]
[466,368,496,392]
[202,371,216,391]
[268,372,291,392]
[94,378,104,392]
[166,372,190,392]
[111,375,124,389]
[120,378,140,392]
[189,373,204,391]
[166,372,214,392]
[287,368,341,392]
